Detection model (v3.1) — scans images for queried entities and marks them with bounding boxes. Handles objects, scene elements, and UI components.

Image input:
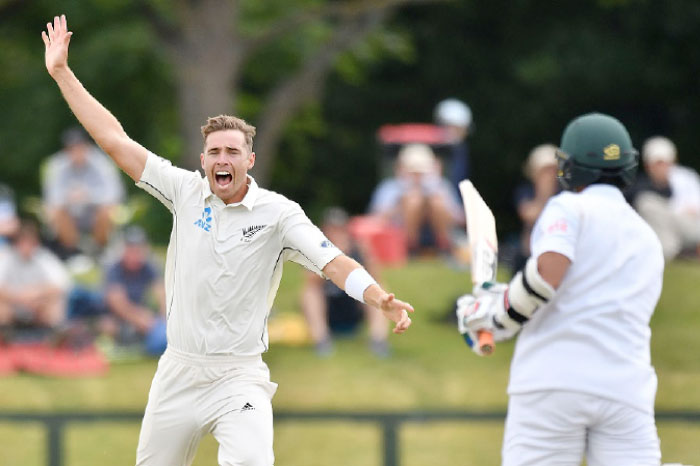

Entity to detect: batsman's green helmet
[556,112,638,190]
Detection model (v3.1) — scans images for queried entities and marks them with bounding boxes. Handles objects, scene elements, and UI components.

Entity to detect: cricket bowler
[457,112,664,465]
[42,15,413,466]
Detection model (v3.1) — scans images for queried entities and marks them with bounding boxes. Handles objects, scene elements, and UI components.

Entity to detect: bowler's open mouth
[215,171,233,187]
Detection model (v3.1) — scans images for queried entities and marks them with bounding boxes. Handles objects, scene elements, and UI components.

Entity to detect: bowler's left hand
[379,293,414,334]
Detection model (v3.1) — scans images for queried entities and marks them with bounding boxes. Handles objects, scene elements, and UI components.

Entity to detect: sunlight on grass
[0,259,699,464]
[402,421,504,465]
[658,422,700,465]
[275,422,381,466]
[0,423,44,465]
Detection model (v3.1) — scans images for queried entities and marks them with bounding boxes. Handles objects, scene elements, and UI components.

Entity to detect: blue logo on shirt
[194,207,212,232]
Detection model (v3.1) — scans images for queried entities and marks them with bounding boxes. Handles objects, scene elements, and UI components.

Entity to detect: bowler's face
[201,130,255,204]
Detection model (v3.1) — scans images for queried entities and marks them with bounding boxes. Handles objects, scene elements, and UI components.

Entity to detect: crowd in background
[1,99,700,374]
[0,128,166,376]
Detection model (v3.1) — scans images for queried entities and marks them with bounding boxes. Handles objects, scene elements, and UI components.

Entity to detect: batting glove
[456,282,515,355]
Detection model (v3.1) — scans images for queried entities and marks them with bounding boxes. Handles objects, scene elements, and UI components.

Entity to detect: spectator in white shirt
[630,136,700,260]
[0,219,71,330]
[42,127,124,257]
[368,143,463,255]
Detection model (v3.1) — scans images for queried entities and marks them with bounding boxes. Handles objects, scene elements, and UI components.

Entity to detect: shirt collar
[201,175,258,211]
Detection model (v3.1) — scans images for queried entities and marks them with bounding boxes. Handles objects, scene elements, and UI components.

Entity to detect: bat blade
[459,180,498,355]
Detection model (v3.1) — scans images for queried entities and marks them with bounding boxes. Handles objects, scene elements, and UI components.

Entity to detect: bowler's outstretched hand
[379,293,414,334]
[42,14,72,76]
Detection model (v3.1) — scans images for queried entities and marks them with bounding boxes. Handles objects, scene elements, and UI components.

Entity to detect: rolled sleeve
[280,203,343,274]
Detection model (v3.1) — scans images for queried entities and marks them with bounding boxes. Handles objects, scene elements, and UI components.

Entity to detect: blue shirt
[105,260,158,305]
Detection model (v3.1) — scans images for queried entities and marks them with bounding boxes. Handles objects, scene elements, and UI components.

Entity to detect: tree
[139,0,442,183]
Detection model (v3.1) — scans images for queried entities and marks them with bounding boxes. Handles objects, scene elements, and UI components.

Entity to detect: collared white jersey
[137,153,343,355]
[508,184,664,413]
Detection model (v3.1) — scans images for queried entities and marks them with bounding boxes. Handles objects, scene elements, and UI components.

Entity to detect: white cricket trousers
[135,347,278,466]
[502,390,661,466]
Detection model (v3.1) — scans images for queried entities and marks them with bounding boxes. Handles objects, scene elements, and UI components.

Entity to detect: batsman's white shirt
[137,152,343,356]
[510,184,664,414]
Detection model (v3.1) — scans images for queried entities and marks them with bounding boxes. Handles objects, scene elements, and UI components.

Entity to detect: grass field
[1,258,700,465]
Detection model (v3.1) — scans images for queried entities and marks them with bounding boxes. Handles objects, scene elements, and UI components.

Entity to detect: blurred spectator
[0,183,19,246]
[0,219,71,333]
[101,225,166,356]
[368,143,463,255]
[512,144,560,271]
[300,207,389,357]
[434,98,473,190]
[628,136,700,260]
[42,127,124,258]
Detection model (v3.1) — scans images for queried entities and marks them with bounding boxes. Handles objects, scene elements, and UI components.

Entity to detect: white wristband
[344,267,378,304]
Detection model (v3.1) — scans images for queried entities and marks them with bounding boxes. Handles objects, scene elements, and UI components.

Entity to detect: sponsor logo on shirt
[546,218,568,234]
[241,224,267,242]
[320,240,335,248]
[194,207,213,232]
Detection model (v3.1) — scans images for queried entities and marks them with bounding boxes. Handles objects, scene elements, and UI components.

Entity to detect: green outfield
[1,259,699,465]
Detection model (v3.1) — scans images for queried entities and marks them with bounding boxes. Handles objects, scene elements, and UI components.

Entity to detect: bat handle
[477,330,495,356]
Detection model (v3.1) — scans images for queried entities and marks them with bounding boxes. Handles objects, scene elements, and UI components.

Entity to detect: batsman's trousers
[502,390,660,466]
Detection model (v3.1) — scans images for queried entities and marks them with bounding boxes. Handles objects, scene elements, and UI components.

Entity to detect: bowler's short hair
[201,115,256,152]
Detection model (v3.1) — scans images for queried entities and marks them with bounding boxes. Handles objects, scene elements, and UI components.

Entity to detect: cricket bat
[458,180,497,356]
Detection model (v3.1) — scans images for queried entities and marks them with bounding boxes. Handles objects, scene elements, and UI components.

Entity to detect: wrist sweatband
[344,267,378,304]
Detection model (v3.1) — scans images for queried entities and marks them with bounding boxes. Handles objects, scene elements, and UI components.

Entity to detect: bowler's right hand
[42,14,72,76]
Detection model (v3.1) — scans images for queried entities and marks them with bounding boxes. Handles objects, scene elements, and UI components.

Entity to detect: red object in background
[8,342,108,377]
[348,216,407,266]
[377,123,447,145]
[0,346,16,375]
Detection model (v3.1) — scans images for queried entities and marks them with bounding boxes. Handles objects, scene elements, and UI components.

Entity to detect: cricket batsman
[457,112,664,465]
[42,15,413,466]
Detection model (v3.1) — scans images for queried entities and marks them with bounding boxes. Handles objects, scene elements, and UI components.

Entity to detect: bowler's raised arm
[42,14,148,181]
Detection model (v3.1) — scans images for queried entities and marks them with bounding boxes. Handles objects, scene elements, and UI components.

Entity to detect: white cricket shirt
[508,184,664,413]
[137,153,343,355]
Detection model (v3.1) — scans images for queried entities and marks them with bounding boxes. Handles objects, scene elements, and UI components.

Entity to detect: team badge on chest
[241,224,267,242]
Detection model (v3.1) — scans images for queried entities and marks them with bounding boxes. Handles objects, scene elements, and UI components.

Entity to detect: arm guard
[493,256,556,333]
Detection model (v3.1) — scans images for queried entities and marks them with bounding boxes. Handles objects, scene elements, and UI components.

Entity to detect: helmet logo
[603,144,621,160]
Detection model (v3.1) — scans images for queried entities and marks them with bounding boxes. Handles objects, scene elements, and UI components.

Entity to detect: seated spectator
[434,98,473,191]
[101,225,166,356]
[628,136,700,260]
[42,127,124,258]
[300,207,389,357]
[512,144,559,271]
[368,143,463,255]
[0,183,19,246]
[0,219,71,333]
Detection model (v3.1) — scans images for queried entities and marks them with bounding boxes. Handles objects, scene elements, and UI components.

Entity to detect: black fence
[1,409,699,466]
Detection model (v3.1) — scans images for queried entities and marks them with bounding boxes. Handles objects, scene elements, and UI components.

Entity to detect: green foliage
[3,0,700,240]
[293,0,700,229]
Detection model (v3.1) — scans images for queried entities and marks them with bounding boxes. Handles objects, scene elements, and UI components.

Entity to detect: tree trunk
[168,0,243,170]
[251,12,386,184]
[144,0,441,180]
[171,56,240,170]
